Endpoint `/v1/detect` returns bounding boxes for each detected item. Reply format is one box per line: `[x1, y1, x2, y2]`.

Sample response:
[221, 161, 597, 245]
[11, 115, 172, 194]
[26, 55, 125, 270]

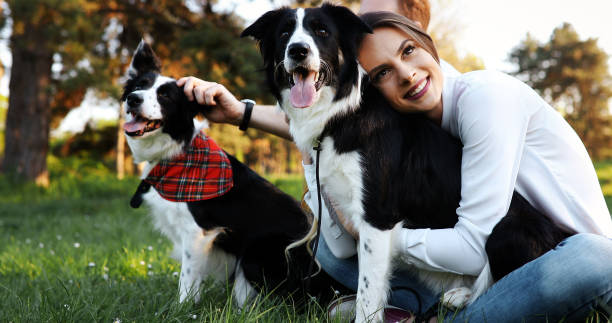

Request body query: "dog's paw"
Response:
[442, 287, 472, 308]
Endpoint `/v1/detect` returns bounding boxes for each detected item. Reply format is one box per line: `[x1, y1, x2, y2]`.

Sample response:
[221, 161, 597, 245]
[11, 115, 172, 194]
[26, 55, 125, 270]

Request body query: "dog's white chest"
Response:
[316, 137, 365, 228]
[142, 189, 202, 258]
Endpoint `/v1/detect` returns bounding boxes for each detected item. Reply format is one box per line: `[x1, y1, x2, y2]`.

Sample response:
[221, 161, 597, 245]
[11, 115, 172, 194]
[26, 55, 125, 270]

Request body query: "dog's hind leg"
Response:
[355, 225, 395, 323]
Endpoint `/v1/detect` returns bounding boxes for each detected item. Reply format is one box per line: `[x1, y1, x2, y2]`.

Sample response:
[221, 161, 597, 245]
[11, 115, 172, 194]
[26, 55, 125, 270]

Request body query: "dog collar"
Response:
[144, 132, 233, 202]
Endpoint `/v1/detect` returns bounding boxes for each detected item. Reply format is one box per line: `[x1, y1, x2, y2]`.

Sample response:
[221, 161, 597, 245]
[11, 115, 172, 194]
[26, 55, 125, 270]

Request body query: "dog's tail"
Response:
[284, 214, 322, 278]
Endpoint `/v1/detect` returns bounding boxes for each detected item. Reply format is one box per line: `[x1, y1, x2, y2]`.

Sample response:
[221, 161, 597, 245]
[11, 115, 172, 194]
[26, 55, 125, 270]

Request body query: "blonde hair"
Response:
[359, 11, 440, 64]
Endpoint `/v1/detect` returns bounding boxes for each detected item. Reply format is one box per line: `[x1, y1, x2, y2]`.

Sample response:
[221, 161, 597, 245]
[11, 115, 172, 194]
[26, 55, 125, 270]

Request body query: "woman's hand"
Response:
[177, 76, 245, 125]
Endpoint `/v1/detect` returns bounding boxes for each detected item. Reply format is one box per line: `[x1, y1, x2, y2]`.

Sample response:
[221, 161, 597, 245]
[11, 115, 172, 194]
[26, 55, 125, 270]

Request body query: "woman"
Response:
[351, 11, 612, 321]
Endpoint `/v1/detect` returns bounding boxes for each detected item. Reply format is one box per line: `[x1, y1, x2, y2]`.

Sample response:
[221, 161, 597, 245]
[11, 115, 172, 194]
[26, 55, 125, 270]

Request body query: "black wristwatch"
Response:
[239, 99, 255, 131]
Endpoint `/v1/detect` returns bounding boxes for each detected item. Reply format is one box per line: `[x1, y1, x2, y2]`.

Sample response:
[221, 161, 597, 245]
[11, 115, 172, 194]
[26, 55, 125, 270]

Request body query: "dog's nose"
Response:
[126, 93, 143, 109]
[288, 43, 310, 61]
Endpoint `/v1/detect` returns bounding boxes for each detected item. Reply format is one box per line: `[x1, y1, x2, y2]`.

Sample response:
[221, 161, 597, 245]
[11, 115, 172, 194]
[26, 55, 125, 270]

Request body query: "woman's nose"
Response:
[398, 66, 416, 85]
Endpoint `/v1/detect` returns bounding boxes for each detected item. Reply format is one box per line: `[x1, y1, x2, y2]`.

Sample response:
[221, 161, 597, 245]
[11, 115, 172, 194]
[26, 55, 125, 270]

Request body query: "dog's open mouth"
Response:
[288, 66, 325, 108]
[123, 114, 163, 137]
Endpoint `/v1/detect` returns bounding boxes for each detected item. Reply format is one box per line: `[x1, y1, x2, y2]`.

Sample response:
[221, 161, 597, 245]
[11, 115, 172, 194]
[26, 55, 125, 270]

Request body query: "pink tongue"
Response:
[123, 120, 147, 133]
[290, 72, 317, 108]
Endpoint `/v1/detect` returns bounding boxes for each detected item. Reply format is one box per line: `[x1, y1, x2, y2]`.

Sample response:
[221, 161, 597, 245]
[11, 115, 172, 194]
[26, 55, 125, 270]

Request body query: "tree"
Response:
[1, 0, 275, 184]
[2, 0, 106, 185]
[509, 23, 612, 159]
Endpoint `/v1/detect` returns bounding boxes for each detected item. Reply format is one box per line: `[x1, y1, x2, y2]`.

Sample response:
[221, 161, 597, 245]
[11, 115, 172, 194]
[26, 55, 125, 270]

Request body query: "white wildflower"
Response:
[73, 242, 80, 248]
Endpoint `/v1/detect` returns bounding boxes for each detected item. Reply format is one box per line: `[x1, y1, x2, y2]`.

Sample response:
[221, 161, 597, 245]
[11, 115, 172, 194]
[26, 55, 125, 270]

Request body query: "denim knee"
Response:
[539, 233, 612, 313]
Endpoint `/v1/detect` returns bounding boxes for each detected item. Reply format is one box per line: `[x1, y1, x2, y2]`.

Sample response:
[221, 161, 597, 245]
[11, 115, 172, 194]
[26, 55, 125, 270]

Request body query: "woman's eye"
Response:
[402, 45, 415, 57]
[373, 69, 390, 83]
[315, 28, 328, 37]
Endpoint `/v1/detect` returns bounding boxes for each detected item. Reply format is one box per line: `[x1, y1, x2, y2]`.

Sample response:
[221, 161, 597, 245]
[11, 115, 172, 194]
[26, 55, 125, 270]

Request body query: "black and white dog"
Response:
[242, 4, 575, 321]
[122, 40, 344, 306]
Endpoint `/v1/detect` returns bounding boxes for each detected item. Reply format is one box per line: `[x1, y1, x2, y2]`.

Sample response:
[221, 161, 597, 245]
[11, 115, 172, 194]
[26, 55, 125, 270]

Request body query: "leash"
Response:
[305, 135, 324, 293]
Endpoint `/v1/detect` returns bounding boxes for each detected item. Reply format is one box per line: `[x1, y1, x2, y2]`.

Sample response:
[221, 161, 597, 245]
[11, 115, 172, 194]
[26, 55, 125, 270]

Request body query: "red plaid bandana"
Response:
[144, 132, 233, 202]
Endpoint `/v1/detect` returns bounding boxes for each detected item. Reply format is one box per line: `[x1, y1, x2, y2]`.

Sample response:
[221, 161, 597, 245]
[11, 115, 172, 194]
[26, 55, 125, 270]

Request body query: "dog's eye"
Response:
[157, 92, 168, 99]
[315, 28, 328, 37]
[280, 31, 289, 40]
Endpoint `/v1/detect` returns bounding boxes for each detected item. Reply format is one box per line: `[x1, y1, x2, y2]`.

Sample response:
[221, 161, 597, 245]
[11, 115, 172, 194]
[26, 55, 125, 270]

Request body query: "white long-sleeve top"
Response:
[307, 69, 612, 276]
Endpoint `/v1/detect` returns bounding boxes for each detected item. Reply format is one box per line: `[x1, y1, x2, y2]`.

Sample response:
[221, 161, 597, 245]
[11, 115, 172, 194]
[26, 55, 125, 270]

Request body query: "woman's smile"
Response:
[405, 76, 430, 100]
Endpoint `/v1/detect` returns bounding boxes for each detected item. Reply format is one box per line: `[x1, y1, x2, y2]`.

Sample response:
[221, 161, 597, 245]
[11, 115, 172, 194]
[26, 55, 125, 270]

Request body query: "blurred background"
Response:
[0, 0, 610, 194]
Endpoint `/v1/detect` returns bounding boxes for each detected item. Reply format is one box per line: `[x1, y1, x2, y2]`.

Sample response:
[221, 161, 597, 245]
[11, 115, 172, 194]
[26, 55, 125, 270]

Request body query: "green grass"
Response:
[0, 157, 327, 322]
[0, 157, 611, 322]
[595, 160, 612, 209]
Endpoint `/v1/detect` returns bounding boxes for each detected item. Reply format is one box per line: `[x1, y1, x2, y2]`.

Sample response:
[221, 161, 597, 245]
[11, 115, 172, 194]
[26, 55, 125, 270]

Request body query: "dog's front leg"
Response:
[178, 231, 208, 303]
[355, 225, 394, 323]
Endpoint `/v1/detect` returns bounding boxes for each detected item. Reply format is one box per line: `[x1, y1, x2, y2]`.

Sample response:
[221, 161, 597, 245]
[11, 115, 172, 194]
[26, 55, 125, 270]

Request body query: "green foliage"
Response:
[509, 23, 612, 160]
[265, 174, 305, 201]
[595, 160, 612, 209]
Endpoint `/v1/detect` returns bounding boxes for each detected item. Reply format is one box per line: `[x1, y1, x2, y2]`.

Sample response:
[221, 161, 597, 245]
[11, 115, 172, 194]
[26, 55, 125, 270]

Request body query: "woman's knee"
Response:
[540, 233, 612, 296]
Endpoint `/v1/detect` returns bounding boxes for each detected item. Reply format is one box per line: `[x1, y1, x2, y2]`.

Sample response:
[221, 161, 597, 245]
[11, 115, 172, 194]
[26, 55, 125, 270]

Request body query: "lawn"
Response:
[0, 158, 327, 322]
[0, 157, 611, 322]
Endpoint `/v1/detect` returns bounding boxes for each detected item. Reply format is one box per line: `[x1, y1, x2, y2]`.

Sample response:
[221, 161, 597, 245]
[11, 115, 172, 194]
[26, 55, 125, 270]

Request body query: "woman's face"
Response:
[358, 27, 443, 121]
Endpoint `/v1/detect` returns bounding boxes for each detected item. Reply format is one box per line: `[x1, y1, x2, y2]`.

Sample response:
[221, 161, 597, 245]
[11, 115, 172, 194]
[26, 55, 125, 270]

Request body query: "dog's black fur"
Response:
[124, 42, 346, 305]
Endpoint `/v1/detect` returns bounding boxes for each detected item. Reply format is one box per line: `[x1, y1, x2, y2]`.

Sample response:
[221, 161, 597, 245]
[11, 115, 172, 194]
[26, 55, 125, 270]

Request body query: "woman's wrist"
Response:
[227, 101, 246, 126]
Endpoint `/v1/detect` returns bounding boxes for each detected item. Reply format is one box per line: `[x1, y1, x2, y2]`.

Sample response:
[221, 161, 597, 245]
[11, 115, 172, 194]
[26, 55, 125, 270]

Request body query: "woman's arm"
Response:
[177, 76, 292, 140]
[395, 72, 533, 275]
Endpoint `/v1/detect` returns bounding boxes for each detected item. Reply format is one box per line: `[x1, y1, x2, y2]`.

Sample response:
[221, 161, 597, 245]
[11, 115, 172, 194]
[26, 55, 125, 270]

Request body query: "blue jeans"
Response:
[316, 233, 612, 322]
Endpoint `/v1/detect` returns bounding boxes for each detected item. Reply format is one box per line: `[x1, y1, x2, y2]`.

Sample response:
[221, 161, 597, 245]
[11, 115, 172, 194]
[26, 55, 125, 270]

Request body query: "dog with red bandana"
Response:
[123, 40, 344, 306]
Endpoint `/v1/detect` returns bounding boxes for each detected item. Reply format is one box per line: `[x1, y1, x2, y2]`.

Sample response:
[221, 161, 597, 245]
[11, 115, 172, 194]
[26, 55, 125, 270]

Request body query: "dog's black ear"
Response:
[127, 39, 162, 78]
[321, 5, 372, 102]
[241, 8, 288, 41]
[177, 84, 212, 117]
[322, 4, 372, 36]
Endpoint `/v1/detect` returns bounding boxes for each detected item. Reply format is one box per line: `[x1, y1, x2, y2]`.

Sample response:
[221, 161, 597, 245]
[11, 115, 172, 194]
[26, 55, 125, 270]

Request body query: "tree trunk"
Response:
[116, 106, 125, 180]
[2, 29, 53, 186]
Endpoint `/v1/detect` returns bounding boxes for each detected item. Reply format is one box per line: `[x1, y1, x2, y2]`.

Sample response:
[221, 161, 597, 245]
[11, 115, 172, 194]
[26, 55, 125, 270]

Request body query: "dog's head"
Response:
[241, 4, 371, 110]
[122, 40, 202, 161]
